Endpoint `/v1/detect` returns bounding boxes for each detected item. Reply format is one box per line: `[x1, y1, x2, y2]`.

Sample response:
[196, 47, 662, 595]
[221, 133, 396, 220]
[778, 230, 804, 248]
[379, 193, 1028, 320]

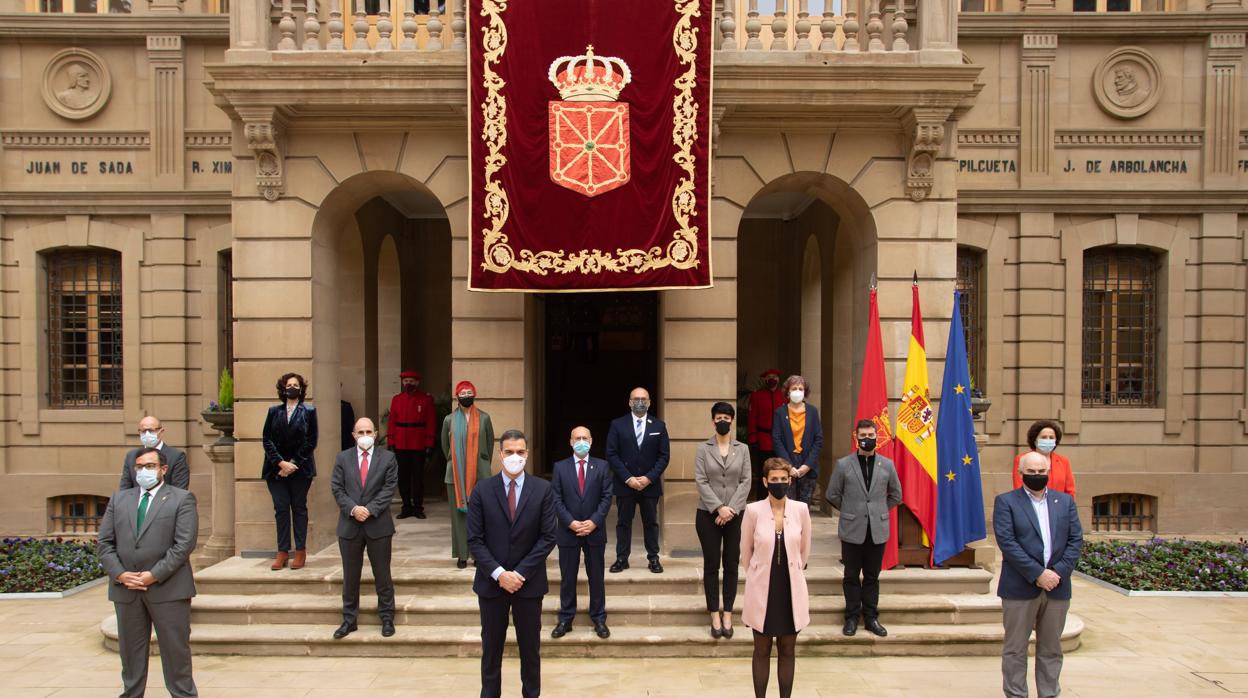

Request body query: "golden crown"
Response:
[548, 45, 632, 102]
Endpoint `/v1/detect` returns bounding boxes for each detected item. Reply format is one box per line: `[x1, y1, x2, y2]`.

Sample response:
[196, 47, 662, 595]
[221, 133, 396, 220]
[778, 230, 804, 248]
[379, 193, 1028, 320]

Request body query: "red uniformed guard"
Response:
[747, 368, 785, 500]
[387, 370, 436, 519]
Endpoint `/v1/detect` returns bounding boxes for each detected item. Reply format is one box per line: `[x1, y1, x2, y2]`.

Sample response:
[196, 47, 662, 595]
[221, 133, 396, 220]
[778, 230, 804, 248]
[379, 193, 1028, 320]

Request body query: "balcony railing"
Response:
[20, 0, 227, 12]
[719, 0, 916, 52]
[265, 0, 462, 51]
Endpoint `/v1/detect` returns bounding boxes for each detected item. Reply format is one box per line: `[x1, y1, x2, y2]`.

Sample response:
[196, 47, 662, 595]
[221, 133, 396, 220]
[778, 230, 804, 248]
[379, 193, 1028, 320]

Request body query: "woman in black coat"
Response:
[262, 372, 318, 570]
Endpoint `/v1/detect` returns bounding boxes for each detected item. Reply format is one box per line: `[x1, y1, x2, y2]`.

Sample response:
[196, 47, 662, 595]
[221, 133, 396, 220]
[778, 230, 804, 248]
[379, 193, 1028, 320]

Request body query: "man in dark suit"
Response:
[550, 425, 612, 639]
[329, 417, 399, 639]
[606, 386, 670, 573]
[97, 446, 199, 698]
[119, 415, 189, 491]
[467, 429, 557, 698]
[826, 419, 902, 638]
[994, 451, 1083, 698]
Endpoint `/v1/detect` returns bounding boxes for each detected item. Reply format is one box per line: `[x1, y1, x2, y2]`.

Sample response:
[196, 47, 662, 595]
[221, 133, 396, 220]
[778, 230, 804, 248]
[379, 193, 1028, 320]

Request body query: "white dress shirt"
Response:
[491, 472, 526, 581]
[1028, 488, 1052, 566]
[138, 481, 163, 512]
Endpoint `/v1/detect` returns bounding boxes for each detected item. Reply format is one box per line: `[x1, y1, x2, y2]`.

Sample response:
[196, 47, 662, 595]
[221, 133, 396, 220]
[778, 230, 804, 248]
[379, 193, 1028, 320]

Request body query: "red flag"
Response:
[853, 286, 900, 570]
[894, 277, 939, 563]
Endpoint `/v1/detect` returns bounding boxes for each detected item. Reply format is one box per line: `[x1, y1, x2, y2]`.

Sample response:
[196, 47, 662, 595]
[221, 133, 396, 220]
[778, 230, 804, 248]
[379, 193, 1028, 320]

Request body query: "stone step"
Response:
[190, 592, 1003, 627]
[193, 557, 995, 597]
[100, 615, 1082, 658]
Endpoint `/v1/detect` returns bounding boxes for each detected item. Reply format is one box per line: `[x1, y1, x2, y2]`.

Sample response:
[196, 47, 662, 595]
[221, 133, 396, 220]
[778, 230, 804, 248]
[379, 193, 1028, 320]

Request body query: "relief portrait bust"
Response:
[43, 49, 112, 121]
[1093, 47, 1162, 120]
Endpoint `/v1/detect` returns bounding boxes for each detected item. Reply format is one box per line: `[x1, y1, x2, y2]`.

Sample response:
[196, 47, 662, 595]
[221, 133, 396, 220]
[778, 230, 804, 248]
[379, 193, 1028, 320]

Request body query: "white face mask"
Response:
[789, 389, 805, 404]
[502, 454, 526, 475]
[356, 435, 375, 451]
[140, 430, 160, 448]
[135, 468, 160, 490]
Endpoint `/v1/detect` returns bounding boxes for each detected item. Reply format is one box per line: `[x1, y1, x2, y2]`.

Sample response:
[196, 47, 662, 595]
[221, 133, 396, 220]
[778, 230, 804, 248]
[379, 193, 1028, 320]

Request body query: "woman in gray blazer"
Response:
[694, 401, 753, 639]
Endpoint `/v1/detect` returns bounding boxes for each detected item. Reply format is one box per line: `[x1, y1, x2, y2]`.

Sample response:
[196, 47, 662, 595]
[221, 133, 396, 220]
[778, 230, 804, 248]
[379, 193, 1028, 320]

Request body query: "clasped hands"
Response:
[625, 476, 651, 491]
[567, 520, 598, 537]
[498, 570, 526, 594]
[1035, 569, 1061, 592]
[277, 460, 299, 477]
[714, 506, 736, 526]
[351, 505, 371, 522]
[118, 571, 157, 591]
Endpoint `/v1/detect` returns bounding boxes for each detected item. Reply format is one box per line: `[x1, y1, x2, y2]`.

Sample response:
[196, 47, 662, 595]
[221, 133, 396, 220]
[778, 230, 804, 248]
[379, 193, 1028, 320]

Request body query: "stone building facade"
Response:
[0, 0, 1244, 557]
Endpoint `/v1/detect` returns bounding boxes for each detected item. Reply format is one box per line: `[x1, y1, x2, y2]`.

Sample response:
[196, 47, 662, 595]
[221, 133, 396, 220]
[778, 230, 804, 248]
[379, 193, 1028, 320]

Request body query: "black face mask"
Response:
[767, 482, 789, 500]
[714, 421, 732, 436]
[403, 384, 417, 394]
[1022, 473, 1049, 492]
[284, 386, 301, 400]
[458, 396, 475, 409]
[857, 436, 877, 453]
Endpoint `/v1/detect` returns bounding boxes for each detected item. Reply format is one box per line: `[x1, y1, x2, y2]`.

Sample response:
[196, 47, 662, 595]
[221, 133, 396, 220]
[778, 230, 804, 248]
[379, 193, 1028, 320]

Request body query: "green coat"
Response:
[441, 408, 495, 486]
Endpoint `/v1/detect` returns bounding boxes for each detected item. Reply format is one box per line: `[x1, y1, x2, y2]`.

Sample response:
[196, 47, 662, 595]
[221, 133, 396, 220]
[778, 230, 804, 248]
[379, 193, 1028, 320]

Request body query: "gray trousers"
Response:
[1001, 594, 1069, 698]
[114, 596, 197, 698]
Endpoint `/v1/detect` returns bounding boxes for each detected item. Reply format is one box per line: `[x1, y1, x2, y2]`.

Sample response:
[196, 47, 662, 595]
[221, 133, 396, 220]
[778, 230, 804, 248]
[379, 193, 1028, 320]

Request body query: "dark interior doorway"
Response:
[540, 292, 659, 476]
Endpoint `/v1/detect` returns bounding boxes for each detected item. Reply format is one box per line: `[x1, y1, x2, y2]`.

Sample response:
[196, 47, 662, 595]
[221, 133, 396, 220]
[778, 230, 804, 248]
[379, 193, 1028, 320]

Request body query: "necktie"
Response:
[137, 491, 151, 531]
[507, 478, 517, 522]
[577, 459, 586, 495]
[359, 450, 370, 486]
[635, 418, 644, 447]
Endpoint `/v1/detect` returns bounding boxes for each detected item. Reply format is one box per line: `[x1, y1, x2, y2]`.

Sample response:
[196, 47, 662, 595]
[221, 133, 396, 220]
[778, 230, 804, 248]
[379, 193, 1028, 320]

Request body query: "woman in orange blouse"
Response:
[1012, 419, 1076, 498]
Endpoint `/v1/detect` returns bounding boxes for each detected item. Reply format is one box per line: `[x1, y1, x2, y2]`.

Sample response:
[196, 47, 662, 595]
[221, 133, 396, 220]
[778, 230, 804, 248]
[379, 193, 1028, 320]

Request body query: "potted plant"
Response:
[201, 368, 235, 443]
[969, 374, 992, 419]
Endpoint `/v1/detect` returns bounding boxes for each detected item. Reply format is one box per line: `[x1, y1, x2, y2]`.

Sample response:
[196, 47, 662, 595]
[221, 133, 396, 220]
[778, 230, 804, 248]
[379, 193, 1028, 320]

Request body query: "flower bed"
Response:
[1077, 538, 1248, 592]
[0, 537, 105, 594]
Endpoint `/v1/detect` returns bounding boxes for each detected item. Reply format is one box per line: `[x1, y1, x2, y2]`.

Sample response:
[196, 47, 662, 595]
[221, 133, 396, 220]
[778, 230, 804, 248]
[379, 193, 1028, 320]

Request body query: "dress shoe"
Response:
[456, 558, 468, 569]
[551, 621, 572, 639]
[594, 621, 611, 639]
[842, 617, 858, 636]
[720, 612, 734, 639]
[709, 623, 722, 639]
[333, 621, 357, 639]
[290, 549, 307, 570]
[381, 619, 396, 637]
[609, 559, 629, 573]
[648, 559, 664, 574]
[270, 552, 289, 570]
[396, 510, 414, 519]
[414, 510, 427, 519]
[864, 618, 888, 637]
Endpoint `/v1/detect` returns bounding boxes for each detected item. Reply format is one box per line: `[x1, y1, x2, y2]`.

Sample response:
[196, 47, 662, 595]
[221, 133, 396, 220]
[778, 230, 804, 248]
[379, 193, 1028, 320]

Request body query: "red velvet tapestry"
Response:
[468, 0, 713, 292]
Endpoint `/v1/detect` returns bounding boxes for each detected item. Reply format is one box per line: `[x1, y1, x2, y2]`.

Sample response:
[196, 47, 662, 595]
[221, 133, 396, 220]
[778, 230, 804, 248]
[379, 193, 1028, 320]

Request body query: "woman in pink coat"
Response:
[740, 457, 812, 698]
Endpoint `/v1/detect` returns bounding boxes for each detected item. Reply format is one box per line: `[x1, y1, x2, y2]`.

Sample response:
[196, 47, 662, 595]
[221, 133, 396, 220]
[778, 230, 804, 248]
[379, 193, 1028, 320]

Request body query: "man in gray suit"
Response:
[330, 417, 399, 639]
[119, 415, 189, 490]
[97, 446, 199, 698]
[826, 419, 902, 638]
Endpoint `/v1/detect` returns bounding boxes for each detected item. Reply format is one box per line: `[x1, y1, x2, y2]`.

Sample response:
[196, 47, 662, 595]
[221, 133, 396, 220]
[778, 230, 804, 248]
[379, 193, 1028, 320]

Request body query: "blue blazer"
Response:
[605, 413, 670, 498]
[992, 487, 1084, 601]
[550, 455, 613, 547]
[261, 402, 318, 480]
[771, 403, 824, 479]
[466, 474, 558, 599]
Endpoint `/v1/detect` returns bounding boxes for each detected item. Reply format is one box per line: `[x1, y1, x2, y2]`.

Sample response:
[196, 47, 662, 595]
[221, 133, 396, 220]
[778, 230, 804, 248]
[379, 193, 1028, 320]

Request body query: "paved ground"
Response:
[3, 568, 1246, 697]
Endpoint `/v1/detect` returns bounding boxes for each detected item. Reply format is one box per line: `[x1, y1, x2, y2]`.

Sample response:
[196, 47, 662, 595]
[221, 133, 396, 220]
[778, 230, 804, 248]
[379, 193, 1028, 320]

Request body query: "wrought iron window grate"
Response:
[46, 250, 122, 408]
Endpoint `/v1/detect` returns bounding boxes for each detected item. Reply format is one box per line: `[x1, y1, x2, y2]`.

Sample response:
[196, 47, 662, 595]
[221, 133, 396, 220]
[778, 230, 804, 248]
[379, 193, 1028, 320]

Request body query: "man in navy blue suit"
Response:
[606, 387, 671, 573]
[993, 451, 1084, 698]
[550, 425, 613, 639]
[466, 429, 557, 698]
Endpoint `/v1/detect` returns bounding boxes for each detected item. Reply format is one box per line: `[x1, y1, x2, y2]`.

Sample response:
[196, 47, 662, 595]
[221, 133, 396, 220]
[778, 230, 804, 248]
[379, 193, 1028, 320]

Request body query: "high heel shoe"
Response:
[710, 613, 723, 639]
[720, 611, 734, 639]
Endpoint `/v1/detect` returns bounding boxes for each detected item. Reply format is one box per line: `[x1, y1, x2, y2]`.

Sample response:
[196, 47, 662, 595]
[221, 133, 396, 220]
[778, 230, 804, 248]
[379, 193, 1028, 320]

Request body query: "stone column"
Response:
[1202, 33, 1244, 187]
[1020, 34, 1057, 187]
[194, 440, 237, 568]
[147, 36, 186, 189]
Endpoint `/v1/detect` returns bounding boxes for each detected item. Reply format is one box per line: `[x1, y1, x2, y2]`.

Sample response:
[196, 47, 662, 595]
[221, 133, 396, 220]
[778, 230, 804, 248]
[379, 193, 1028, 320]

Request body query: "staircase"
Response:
[100, 504, 1082, 658]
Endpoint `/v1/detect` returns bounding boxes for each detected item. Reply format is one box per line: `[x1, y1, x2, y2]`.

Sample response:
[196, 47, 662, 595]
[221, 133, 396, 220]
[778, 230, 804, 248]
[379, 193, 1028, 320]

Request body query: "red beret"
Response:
[455, 380, 477, 396]
[400, 370, 421, 379]
[761, 368, 781, 378]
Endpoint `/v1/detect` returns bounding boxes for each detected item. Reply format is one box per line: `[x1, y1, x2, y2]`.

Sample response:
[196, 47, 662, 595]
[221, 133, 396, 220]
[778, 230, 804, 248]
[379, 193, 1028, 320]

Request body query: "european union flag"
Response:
[934, 290, 987, 566]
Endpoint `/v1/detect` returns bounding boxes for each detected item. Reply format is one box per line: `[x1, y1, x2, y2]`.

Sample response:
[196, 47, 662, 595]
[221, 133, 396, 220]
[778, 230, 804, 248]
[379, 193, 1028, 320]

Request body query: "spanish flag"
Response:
[894, 273, 938, 556]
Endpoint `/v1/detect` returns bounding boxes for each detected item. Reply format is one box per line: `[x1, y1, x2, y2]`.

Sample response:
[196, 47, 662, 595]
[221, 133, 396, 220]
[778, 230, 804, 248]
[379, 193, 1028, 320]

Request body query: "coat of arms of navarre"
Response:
[547, 45, 632, 197]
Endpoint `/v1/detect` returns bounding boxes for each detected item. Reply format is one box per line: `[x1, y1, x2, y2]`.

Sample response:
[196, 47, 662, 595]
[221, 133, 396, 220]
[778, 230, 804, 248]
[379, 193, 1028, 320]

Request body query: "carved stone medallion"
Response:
[1093, 47, 1162, 120]
[42, 48, 112, 121]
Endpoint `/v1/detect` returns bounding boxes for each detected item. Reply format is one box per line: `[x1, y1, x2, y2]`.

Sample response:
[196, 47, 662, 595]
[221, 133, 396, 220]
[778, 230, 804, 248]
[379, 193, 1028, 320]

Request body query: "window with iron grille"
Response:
[48, 494, 110, 534]
[1091, 493, 1156, 533]
[218, 250, 234, 377]
[1082, 247, 1158, 407]
[956, 246, 986, 392]
[45, 249, 123, 408]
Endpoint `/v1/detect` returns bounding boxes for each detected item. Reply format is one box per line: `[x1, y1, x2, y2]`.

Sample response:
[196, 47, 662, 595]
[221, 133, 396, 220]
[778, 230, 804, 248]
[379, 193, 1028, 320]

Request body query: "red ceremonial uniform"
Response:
[748, 387, 785, 451]
[388, 389, 435, 450]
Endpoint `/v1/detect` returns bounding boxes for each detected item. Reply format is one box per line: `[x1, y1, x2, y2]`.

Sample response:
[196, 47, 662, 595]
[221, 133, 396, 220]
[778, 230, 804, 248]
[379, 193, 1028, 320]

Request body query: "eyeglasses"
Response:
[134, 464, 162, 472]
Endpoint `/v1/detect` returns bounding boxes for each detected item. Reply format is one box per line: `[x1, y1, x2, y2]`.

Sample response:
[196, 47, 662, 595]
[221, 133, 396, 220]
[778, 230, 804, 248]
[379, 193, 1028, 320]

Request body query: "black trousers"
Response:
[267, 476, 312, 552]
[338, 534, 396, 624]
[615, 493, 660, 562]
[479, 594, 542, 698]
[695, 508, 742, 612]
[749, 446, 774, 500]
[395, 448, 427, 513]
[558, 541, 606, 624]
[842, 522, 886, 621]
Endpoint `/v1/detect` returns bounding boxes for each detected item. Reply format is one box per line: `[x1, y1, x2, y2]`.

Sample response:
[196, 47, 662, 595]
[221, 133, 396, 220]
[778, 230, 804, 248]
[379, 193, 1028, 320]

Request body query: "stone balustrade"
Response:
[720, 0, 912, 53]
[258, 0, 464, 51]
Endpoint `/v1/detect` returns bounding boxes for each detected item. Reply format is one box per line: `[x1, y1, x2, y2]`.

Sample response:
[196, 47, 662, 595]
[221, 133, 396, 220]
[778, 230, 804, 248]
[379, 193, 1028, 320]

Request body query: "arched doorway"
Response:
[735, 172, 878, 500]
